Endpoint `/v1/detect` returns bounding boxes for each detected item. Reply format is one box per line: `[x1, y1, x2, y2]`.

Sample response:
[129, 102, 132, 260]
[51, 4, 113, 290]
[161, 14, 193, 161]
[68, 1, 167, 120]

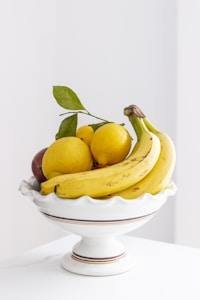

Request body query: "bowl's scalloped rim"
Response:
[19, 176, 177, 220]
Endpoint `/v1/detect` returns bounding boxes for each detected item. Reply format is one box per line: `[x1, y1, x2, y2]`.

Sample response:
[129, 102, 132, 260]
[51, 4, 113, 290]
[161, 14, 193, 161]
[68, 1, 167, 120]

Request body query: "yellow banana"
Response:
[40, 105, 161, 198]
[104, 117, 176, 199]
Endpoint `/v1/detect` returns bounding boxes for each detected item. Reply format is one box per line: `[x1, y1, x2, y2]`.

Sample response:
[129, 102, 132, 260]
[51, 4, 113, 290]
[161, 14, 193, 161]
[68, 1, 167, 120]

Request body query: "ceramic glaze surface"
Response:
[19, 177, 176, 276]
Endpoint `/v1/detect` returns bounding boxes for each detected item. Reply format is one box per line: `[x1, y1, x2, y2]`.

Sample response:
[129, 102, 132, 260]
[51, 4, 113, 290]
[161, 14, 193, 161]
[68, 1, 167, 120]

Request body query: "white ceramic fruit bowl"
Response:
[19, 177, 176, 276]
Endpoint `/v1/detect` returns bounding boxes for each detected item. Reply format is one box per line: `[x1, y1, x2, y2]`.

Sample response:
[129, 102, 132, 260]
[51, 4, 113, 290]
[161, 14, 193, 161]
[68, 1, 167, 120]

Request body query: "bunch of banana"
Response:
[40, 105, 162, 199]
[101, 111, 176, 199]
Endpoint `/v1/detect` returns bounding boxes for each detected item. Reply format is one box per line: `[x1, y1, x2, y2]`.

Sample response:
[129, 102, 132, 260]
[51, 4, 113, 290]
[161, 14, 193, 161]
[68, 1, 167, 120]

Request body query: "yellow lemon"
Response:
[42, 137, 93, 179]
[90, 123, 132, 167]
[76, 125, 94, 146]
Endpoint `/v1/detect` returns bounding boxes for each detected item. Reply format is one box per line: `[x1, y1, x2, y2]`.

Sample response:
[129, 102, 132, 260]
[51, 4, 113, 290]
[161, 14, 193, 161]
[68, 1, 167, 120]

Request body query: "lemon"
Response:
[90, 123, 132, 166]
[42, 137, 93, 179]
[76, 125, 94, 146]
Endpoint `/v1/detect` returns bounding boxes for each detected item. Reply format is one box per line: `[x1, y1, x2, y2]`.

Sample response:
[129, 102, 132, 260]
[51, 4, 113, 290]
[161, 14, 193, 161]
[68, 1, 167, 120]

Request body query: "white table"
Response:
[0, 234, 200, 300]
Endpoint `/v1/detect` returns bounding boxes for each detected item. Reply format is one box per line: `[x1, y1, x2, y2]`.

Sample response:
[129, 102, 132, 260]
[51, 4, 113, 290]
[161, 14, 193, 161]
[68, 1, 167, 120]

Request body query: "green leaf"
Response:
[55, 114, 78, 140]
[89, 121, 109, 131]
[89, 121, 125, 132]
[53, 86, 86, 110]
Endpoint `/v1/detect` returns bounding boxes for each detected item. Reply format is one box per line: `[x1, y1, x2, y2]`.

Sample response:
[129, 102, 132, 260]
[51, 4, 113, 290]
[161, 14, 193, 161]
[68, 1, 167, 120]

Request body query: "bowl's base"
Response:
[61, 252, 134, 276]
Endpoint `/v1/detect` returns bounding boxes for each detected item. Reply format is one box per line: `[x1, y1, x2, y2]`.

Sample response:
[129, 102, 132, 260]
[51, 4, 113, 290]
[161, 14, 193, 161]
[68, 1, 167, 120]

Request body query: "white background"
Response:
[0, 0, 198, 261]
[176, 0, 200, 247]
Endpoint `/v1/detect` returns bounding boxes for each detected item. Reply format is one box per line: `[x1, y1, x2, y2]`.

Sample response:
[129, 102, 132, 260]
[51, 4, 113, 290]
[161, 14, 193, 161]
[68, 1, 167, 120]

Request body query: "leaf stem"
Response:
[59, 110, 110, 123]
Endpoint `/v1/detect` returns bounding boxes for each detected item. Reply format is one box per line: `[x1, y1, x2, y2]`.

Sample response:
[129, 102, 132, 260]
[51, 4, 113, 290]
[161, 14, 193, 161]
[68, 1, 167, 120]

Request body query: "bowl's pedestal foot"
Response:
[61, 236, 134, 276]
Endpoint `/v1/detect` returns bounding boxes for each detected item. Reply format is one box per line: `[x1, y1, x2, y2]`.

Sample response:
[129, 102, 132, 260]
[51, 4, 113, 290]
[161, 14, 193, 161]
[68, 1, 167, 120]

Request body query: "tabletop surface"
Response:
[0, 234, 200, 300]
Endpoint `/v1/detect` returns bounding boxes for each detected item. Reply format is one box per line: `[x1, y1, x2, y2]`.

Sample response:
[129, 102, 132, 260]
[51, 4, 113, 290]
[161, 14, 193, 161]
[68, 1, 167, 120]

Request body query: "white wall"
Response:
[0, 0, 176, 261]
[175, 0, 200, 248]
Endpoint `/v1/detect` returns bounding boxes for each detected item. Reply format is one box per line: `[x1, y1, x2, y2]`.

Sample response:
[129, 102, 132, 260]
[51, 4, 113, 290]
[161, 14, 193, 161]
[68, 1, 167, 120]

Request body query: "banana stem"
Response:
[144, 118, 159, 134]
[124, 105, 148, 140]
[124, 105, 146, 119]
[128, 116, 147, 140]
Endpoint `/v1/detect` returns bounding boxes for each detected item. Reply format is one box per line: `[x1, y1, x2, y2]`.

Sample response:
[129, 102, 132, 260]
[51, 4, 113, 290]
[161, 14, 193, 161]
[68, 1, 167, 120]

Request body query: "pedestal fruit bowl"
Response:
[19, 177, 176, 276]
[20, 86, 177, 276]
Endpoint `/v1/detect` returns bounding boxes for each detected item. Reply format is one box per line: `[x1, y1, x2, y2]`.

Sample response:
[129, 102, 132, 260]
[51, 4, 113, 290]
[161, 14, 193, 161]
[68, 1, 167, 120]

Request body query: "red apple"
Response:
[31, 148, 48, 183]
